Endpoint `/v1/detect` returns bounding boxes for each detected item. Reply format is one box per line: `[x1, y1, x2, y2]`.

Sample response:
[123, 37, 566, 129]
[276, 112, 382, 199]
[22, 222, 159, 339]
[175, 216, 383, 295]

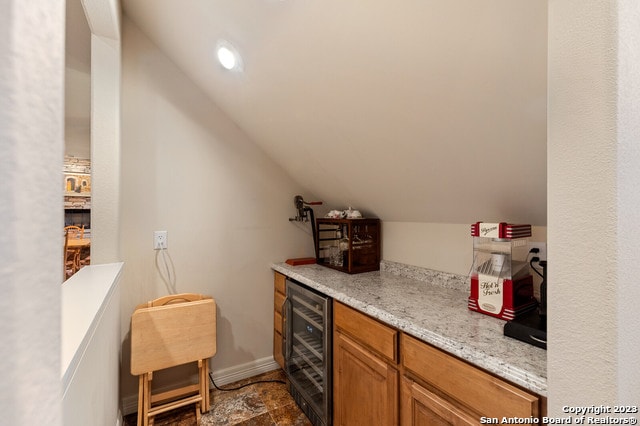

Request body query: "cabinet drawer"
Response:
[274, 272, 286, 294]
[274, 291, 285, 314]
[274, 310, 283, 335]
[334, 302, 397, 362]
[273, 330, 284, 369]
[401, 333, 539, 419]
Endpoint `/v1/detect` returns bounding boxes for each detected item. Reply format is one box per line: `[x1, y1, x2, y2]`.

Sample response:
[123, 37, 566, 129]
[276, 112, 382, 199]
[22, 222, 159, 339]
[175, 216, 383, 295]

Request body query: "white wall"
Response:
[65, 121, 92, 159]
[0, 1, 64, 424]
[87, 0, 122, 265]
[548, 0, 640, 411]
[616, 0, 640, 402]
[64, 0, 91, 160]
[383, 222, 547, 277]
[119, 17, 315, 405]
[65, 67, 91, 159]
[91, 33, 122, 264]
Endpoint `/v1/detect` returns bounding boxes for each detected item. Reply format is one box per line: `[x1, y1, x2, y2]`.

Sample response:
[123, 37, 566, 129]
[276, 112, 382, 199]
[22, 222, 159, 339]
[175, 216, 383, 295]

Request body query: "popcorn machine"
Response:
[468, 222, 537, 320]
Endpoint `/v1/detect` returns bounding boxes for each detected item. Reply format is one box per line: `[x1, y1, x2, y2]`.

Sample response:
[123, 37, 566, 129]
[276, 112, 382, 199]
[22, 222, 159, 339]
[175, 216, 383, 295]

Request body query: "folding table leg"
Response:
[143, 372, 152, 426]
[198, 359, 209, 413]
[137, 375, 144, 426]
[204, 359, 210, 411]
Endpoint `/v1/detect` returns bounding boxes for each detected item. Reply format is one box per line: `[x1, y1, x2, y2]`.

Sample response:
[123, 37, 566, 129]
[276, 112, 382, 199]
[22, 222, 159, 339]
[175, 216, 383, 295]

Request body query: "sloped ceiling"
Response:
[122, 0, 547, 225]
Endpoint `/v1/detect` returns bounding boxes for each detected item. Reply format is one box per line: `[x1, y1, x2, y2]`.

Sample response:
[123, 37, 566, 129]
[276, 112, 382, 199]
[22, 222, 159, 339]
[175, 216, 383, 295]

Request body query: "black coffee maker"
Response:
[504, 260, 547, 349]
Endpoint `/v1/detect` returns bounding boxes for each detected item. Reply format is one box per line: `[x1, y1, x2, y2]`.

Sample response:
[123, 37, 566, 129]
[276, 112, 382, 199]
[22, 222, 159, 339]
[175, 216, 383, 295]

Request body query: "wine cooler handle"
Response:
[282, 296, 292, 360]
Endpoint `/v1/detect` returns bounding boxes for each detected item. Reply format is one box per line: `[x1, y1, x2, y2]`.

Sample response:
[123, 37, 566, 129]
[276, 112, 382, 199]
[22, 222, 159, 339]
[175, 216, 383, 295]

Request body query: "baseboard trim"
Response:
[121, 356, 281, 416]
[209, 356, 281, 387]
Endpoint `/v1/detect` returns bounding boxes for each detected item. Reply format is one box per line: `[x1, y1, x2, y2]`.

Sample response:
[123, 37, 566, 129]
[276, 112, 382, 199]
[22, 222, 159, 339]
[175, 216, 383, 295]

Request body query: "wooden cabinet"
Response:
[333, 302, 399, 426]
[331, 303, 543, 426]
[273, 272, 286, 369]
[401, 333, 541, 423]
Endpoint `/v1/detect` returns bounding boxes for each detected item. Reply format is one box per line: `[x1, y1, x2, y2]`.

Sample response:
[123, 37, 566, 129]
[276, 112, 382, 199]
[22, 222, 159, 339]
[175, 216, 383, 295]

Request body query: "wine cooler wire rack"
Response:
[290, 349, 324, 396]
[293, 306, 323, 333]
[292, 333, 324, 377]
[292, 294, 324, 320]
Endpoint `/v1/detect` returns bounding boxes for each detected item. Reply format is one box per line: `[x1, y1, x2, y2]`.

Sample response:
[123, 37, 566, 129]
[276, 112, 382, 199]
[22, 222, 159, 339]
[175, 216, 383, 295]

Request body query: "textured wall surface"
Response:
[0, 1, 65, 424]
[548, 0, 640, 411]
[90, 34, 122, 265]
[616, 0, 640, 404]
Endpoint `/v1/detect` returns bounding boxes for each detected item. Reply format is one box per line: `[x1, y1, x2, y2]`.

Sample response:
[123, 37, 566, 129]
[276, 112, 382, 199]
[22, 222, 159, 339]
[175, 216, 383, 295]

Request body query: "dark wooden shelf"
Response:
[315, 218, 380, 274]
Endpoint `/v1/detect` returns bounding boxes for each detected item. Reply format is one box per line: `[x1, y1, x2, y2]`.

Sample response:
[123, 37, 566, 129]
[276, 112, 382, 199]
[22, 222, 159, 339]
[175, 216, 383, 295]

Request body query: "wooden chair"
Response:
[63, 229, 79, 280]
[64, 225, 84, 239]
[78, 243, 91, 268]
[64, 226, 85, 275]
[131, 294, 217, 426]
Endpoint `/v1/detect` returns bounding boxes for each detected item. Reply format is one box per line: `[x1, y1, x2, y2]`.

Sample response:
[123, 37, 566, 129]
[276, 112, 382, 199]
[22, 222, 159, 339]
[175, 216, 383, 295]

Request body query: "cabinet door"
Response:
[334, 331, 398, 426]
[401, 377, 477, 426]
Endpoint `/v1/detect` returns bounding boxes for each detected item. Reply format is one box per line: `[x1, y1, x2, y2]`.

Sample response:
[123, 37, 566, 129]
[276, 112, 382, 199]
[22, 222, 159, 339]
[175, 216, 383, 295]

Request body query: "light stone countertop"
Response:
[271, 260, 547, 397]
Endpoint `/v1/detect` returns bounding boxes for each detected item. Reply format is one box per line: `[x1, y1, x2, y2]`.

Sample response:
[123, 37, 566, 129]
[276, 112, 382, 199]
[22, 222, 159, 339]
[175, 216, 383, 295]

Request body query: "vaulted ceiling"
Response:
[122, 0, 548, 225]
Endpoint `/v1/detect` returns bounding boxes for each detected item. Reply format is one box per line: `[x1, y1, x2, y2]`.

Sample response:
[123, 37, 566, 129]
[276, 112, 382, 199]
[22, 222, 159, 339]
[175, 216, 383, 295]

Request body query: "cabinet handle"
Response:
[283, 296, 292, 360]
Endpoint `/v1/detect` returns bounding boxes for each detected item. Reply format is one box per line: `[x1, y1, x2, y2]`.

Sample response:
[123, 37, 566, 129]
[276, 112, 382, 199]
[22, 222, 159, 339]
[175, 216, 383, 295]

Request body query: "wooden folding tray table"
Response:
[131, 294, 216, 426]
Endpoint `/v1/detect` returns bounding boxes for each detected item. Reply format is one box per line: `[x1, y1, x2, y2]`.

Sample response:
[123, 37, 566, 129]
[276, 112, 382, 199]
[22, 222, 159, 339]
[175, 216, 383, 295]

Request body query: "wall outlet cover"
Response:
[154, 231, 167, 250]
[528, 241, 546, 261]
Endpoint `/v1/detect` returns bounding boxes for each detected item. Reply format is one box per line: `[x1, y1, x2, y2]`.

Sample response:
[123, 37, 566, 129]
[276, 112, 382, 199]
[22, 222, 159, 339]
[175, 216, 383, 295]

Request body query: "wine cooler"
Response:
[283, 278, 332, 426]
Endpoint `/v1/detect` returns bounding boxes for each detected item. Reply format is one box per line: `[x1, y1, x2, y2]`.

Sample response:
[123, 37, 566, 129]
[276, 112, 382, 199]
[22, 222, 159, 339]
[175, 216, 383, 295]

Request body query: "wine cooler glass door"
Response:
[285, 279, 332, 425]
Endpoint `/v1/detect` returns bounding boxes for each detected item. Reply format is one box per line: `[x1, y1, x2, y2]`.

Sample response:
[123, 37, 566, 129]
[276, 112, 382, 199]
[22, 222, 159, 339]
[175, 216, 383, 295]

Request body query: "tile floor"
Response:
[123, 369, 312, 426]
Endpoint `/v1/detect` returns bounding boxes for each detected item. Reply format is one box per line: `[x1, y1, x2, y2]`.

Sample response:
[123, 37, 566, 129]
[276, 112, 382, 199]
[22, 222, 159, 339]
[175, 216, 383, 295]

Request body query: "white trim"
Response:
[210, 356, 281, 387]
[121, 356, 281, 416]
[62, 263, 123, 425]
[61, 263, 124, 392]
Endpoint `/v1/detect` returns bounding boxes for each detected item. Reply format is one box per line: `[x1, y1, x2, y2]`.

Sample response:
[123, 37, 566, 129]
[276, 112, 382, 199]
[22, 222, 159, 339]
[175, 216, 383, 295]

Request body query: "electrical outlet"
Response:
[528, 241, 547, 261]
[154, 231, 168, 250]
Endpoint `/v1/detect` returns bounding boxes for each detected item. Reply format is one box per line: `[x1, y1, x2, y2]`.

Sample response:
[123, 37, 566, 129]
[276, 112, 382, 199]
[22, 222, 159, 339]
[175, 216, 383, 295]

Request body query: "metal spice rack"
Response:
[315, 218, 380, 274]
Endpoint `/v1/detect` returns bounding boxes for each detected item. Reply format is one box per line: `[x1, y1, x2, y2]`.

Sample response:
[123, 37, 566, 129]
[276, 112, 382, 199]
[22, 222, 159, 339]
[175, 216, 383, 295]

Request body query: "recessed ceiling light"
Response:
[216, 40, 243, 71]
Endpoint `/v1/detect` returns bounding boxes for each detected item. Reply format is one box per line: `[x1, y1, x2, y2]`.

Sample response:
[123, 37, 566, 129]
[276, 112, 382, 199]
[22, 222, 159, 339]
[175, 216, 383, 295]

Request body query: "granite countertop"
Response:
[271, 260, 547, 397]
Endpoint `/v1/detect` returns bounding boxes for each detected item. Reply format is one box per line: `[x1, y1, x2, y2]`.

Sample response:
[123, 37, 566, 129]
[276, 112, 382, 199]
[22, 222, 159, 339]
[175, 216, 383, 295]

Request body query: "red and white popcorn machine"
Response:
[468, 222, 537, 320]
